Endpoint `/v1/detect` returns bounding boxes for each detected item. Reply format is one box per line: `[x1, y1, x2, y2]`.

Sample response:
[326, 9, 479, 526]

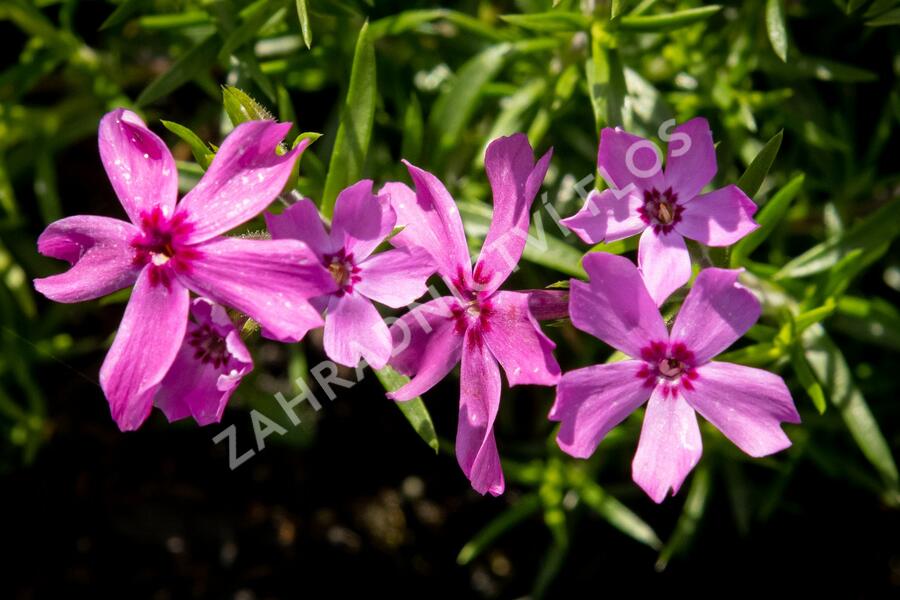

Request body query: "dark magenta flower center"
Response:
[131, 206, 198, 287]
[637, 341, 699, 397]
[188, 322, 230, 368]
[638, 187, 683, 235]
[448, 264, 497, 336]
[451, 297, 494, 336]
[324, 248, 361, 296]
[658, 357, 686, 378]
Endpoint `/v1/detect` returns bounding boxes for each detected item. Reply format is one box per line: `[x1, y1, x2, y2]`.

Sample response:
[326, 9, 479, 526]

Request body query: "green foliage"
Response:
[374, 366, 439, 453]
[321, 20, 376, 217]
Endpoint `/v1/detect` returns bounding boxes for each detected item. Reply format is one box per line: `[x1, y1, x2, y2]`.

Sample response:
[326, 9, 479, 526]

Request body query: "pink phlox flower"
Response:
[265, 180, 436, 369]
[549, 253, 800, 503]
[154, 297, 253, 426]
[384, 133, 560, 496]
[34, 109, 335, 430]
[562, 118, 759, 306]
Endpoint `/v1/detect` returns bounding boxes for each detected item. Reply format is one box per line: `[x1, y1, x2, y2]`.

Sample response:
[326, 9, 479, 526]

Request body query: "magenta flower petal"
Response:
[482, 291, 560, 386]
[99, 268, 190, 431]
[178, 236, 335, 342]
[330, 180, 396, 261]
[637, 228, 691, 307]
[597, 127, 665, 193]
[323, 292, 392, 369]
[474, 134, 552, 292]
[154, 298, 253, 426]
[632, 387, 703, 504]
[387, 167, 471, 285]
[570, 253, 668, 357]
[34, 215, 141, 303]
[98, 109, 178, 224]
[675, 184, 759, 246]
[670, 268, 760, 364]
[550, 360, 652, 458]
[561, 189, 646, 245]
[457, 330, 504, 496]
[177, 121, 307, 244]
[663, 117, 717, 201]
[355, 247, 435, 308]
[265, 198, 335, 257]
[686, 361, 800, 456]
[388, 297, 463, 401]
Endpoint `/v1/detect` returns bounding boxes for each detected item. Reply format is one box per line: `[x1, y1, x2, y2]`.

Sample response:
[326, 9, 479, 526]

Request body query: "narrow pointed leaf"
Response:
[587, 23, 627, 130]
[427, 43, 511, 165]
[736, 129, 783, 197]
[322, 21, 376, 217]
[803, 325, 900, 497]
[656, 464, 710, 571]
[219, 0, 286, 60]
[776, 198, 900, 279]
[791, 346, 826, 414]
[834, 296, 900, 352]
[296, 0, 312, 48]
[100, 0, 147, 30]
[375, 366, 438, 453]
[579, 480, 661, 549]
[500, 12, 590, 32]
[766, 0, 789, 61]
[161, 120, 215, 169]
[457, 494, 541, 565]
[731, 171, 802, 266]
[222, 85, 276, 126]
[867, 7, 900, 25]
[136, 34, 219, 107]
[618, 5, 721, 32]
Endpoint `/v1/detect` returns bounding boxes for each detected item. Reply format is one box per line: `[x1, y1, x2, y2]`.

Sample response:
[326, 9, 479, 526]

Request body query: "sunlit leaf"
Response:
[369, 9, 511, 41]
[100, 0, 147, 30]
[766, 0, 789, 62]
[222, 85, 275, 126]
[500, 12, 590, 32]
[732, 172, 803, 267]
[160, 119, 215, 169]
[220, 0, 287, 61]
[374, 366, 439, 453]
[736, 129, 784, 198]
[322, 21, 376, 217]
[833, 296, 900, 352]
[137, 11, 212, 29]
[428, 43, 511, 165]
[579, 480, 661, 549]
[618, 5, 722, 32]
[587, 23, 626, 130]
[776, 198, 900, 279]
[296, 0, 312, 48]
[790, 347, 826, 414]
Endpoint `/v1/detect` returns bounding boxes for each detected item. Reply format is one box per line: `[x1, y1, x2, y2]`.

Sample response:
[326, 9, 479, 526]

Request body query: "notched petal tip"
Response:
[99, 108, 179, 224]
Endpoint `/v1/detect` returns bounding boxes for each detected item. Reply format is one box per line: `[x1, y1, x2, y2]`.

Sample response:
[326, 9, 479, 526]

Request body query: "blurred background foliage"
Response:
[1, 0, 899, 597]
